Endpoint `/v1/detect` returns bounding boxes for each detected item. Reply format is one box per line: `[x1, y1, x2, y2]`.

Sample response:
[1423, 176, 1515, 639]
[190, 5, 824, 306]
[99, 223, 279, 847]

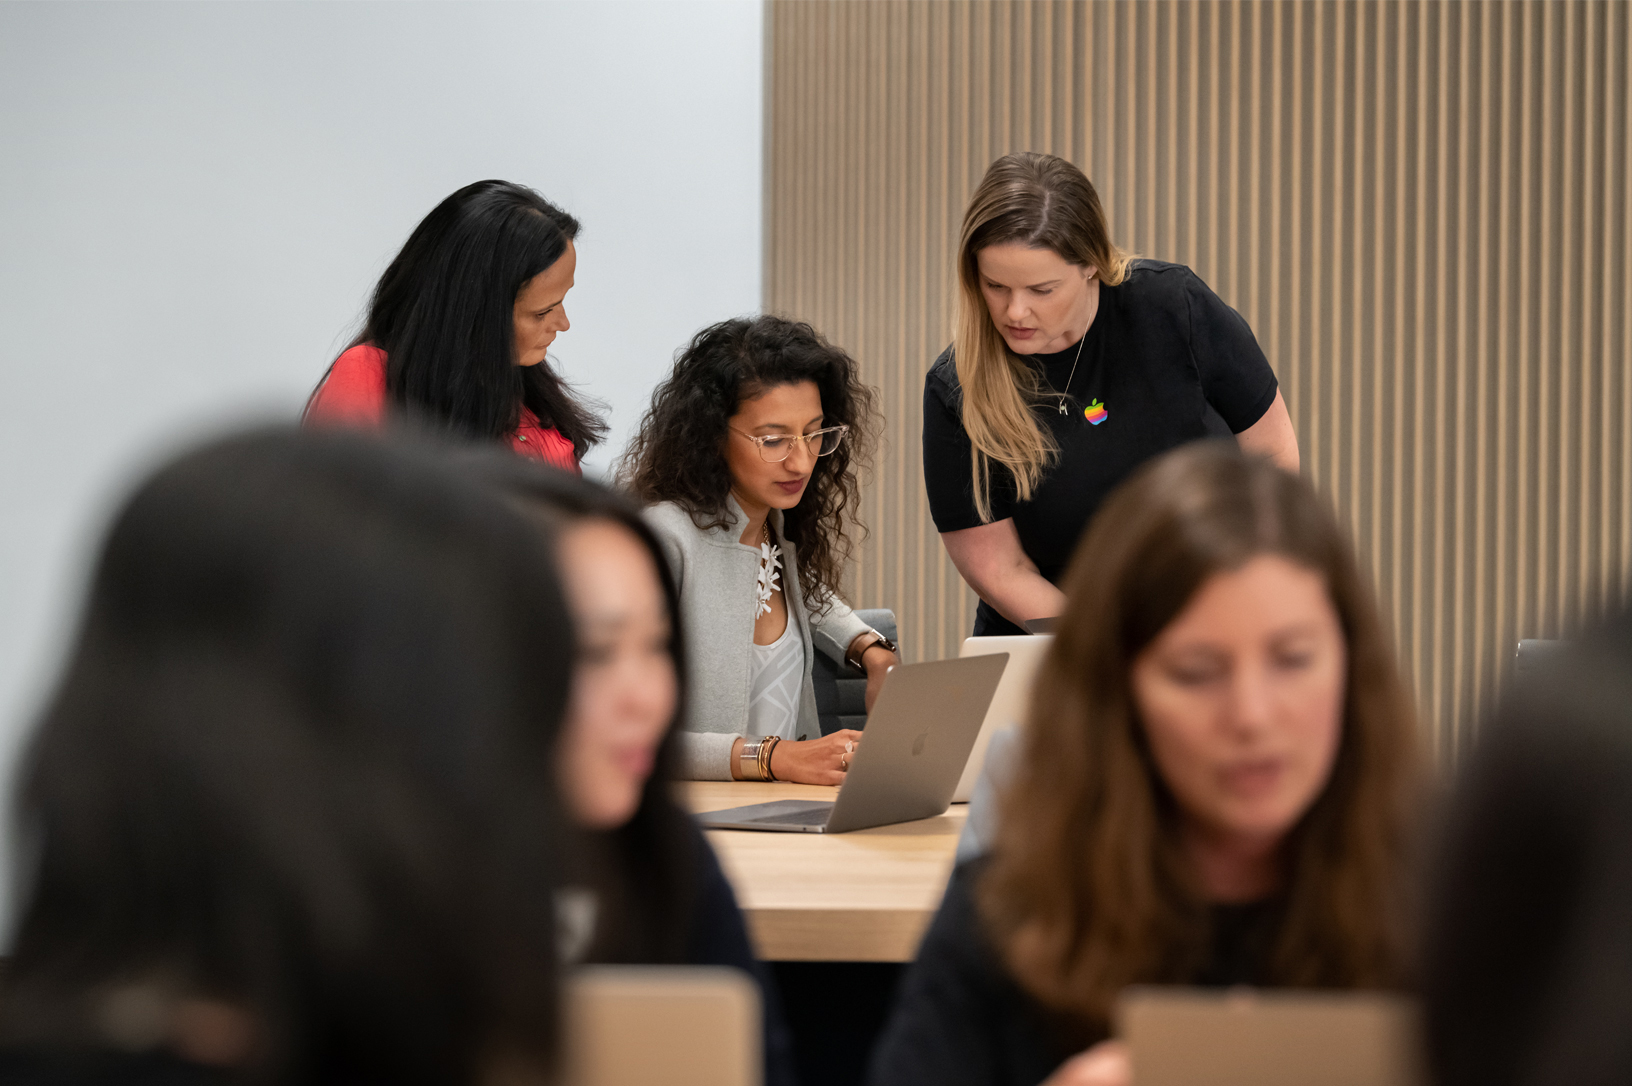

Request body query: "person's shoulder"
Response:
[1109, 260, 1230, 339]
[330, 343, 388, 382]
[307, 344, 388, 423]
[934, 857, 994, 937]
[335, 342, 387, 366]
[688, 821, 737, 906]
[1113, 258, 1207, 304]
[925, 345, 963, 405]
[642, 501, 731, 552]
[641, 500, 700, 539]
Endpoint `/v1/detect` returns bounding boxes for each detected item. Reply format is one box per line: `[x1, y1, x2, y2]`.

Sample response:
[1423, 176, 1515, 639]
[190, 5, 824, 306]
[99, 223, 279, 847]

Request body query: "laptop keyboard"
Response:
[745, 805, 832, 826]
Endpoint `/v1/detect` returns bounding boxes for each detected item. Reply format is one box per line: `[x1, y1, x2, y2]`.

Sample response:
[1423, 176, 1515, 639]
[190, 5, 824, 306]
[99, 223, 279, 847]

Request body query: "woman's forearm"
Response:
[675, 730, 740, 781]
[940, 519, 1067, 627]
[967, 567, 1068, 628]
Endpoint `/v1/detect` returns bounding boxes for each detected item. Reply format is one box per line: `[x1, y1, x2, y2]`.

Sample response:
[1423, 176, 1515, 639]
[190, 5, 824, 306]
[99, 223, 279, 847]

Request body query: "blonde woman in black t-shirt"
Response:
[924, 152, 1301, 636]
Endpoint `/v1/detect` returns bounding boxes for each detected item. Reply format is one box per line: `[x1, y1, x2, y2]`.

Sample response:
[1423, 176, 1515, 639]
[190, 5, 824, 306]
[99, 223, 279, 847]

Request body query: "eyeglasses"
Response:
[730, 424, 850, 463]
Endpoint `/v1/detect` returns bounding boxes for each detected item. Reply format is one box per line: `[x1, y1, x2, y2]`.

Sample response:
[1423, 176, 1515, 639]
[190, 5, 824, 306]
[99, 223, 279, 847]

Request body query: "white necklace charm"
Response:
[755, 537, 782, 618]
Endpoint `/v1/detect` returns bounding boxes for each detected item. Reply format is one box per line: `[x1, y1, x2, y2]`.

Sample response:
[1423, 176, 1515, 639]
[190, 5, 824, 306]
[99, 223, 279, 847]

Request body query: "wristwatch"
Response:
[845, 631, 899, 671]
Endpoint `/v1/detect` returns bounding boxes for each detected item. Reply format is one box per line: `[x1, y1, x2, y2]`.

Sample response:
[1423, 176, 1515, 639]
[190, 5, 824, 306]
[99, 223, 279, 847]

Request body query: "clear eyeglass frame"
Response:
[730, 424, 850, 463]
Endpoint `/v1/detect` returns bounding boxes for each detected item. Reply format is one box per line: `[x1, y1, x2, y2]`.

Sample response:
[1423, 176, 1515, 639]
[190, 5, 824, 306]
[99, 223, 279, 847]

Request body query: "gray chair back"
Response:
[812, 608, 898, 736]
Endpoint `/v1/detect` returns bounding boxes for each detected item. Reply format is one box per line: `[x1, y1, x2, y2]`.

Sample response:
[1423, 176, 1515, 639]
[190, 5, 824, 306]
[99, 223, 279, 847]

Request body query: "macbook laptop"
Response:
[698, 654, 1007, 833]
[952, 635, 1053, 802]
[565, 965, 760, 1086]
[1116, 987, 1425, 1086]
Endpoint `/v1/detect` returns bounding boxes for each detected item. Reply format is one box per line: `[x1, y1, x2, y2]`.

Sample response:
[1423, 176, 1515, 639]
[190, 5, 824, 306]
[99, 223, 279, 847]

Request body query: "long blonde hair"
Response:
[955, 153, 1133, 521]
[979, 444, 1423, 1030]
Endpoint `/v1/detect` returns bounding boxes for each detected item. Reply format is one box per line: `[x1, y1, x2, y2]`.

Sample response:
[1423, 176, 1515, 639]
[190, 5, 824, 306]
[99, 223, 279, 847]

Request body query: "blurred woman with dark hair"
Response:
[620, 315, 895, 785]
[305, 180, 606, 469]
[870, 442, 1423, 1086]
[1422, 611, 1632, 1086]
[474, 460, 795, 1086]
[0, 428, 570, 1086]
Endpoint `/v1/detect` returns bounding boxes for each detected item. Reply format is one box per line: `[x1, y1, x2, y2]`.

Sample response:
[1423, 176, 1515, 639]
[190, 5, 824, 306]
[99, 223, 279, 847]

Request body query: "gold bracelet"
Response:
[738, 738, 766, 781]
[759, 736, 780, 782]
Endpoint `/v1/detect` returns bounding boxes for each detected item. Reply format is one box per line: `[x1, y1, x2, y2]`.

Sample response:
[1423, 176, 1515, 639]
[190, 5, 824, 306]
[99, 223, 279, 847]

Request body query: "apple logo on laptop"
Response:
[912, 731, 929, 756]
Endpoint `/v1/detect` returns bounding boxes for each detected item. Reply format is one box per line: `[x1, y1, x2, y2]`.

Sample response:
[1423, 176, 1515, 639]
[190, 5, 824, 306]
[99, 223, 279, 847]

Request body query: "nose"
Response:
[552, 306, 570, 334]
[1223, 662, 1274, 737]
[787, 435, 819, 471]
[619, 659, 677, 730]
[1005, 294, 1030, 324]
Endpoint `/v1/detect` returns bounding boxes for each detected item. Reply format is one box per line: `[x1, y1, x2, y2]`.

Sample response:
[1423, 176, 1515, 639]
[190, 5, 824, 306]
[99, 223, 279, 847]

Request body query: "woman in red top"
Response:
[306, 180, 605, 471]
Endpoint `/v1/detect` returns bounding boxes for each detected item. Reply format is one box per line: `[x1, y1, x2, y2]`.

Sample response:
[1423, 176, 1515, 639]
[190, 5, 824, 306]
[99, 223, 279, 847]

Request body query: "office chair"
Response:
[812, 608, 897, 736]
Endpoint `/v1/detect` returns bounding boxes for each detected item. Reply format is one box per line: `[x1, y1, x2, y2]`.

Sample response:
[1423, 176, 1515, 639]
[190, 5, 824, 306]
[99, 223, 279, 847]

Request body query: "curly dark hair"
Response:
[620, 316, 878, 611]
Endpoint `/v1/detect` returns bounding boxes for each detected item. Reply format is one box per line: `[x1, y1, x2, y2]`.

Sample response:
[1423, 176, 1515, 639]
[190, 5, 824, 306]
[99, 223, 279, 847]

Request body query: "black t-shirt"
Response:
[866, 859, 1285, 1086]
[0, 1050, 229, 1086]
[922, 260, 1278, 634]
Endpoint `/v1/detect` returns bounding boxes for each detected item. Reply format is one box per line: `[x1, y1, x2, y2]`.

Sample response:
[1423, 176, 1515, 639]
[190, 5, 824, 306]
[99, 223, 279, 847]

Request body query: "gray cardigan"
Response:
[644, 497, 876, 779]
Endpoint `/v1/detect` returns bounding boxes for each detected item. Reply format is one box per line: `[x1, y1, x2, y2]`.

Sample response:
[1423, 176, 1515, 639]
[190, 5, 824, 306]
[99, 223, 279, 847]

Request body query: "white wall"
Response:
[0, 0, 763, 916]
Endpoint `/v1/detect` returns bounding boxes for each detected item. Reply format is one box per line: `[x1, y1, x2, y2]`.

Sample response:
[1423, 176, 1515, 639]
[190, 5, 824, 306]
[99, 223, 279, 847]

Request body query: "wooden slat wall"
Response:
[765, 0, 1632, 754]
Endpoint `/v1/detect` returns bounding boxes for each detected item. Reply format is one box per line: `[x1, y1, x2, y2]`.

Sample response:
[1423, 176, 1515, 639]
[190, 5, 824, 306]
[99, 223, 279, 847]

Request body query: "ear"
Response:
[1081, 264, 1099, 283]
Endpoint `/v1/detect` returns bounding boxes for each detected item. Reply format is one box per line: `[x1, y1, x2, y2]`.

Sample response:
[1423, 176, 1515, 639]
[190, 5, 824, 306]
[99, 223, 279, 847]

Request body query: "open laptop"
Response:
[1116, 987, 1425, 1086]
[698, 654, 1007, 833]
[952, 635, 1053, 802]
[565, 965, 760, 1086]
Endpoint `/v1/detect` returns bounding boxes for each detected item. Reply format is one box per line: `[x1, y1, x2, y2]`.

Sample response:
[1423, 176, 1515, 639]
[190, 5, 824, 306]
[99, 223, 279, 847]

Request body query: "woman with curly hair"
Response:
[621, 316, 895, 785]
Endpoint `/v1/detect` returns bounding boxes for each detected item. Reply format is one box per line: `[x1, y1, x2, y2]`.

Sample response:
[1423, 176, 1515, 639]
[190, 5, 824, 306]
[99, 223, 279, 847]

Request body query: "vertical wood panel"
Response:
[764, 0, 1632, 750]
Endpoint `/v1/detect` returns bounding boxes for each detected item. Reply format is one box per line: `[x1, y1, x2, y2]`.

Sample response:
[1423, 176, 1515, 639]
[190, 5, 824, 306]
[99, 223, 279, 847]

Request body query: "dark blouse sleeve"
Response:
[923, 361, 1017, 532]
[684, 832, 798, 1086]
[1183, 272, 1280, 433]
[867, 863, 1073, 1086]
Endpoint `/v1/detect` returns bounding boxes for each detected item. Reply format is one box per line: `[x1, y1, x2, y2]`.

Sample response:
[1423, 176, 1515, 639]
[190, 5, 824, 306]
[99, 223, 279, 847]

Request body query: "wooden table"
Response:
[680, 781, 965, 963]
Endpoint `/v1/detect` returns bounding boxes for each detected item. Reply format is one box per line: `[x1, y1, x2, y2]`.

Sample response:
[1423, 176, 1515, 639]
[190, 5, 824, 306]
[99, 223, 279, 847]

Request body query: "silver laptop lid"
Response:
[952, 636, 1052, 802]
[825, 653, 1007, 833]
[1117, 987, 1424, 1086]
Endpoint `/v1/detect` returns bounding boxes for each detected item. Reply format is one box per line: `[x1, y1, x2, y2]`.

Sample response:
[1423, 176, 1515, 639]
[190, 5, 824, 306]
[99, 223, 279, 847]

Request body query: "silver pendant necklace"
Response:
[1044, 328, 1089, 415]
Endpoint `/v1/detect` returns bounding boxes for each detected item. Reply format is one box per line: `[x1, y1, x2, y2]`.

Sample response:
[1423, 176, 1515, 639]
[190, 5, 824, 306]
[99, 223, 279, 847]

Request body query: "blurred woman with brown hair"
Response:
[924, 152, 1299, 636]
[870, 442, 1422, 1086]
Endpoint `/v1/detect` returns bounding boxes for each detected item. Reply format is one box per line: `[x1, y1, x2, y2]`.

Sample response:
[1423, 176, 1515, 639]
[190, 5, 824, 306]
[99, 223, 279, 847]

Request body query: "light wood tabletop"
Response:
[679, 780, 966, 963]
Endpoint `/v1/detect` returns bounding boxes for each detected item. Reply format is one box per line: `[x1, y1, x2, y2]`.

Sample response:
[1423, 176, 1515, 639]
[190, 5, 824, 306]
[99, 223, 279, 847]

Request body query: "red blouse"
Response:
[305, 345, 579, 473]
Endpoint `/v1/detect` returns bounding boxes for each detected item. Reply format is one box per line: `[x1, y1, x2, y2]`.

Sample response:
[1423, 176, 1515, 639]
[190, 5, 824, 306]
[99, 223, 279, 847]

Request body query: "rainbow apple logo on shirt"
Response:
[1084, 398, 1108, 426]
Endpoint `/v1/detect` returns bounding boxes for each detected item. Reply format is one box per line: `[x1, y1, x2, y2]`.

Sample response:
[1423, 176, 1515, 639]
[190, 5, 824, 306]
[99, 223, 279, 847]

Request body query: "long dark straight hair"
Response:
[464, 456, 698, 964]
[0, 428, 572, 1085]
[319, 180, 606, 459]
